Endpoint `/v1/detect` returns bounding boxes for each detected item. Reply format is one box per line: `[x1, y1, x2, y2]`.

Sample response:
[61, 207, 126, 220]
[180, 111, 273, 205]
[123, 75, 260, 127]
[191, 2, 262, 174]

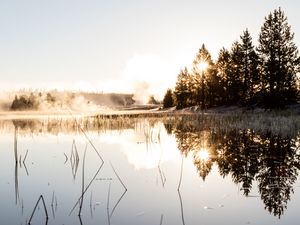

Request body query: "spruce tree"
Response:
[229, 41, 244, 104]
[216, 47, 231, 105]
[239, 29, 259, 105]
[257, 8, 300, 107]
[192, 44, 215, 108]
[174, 67, 192, 109]
[163, 89, 174, 108]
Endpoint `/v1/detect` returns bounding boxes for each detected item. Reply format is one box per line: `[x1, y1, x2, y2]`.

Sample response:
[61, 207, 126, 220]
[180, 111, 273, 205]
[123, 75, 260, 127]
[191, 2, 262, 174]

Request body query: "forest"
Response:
[163, 8, 300, 109]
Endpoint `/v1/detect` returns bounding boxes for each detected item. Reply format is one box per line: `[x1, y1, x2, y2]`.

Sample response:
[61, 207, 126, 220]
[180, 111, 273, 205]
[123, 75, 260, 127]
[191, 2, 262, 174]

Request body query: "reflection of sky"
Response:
[100, 123, 180, 170]
[0, 123, 300, 225]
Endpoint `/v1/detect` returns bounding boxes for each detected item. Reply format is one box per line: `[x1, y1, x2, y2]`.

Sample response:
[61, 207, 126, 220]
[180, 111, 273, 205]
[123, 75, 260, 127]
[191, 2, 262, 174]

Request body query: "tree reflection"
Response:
[169, 119, 300, 218]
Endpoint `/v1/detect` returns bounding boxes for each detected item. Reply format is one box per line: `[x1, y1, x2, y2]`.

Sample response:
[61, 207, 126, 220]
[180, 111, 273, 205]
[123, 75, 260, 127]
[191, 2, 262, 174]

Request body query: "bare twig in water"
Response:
[15, 163, 20, 205]
[51, 191, 56, 219]
[178, 190, 186, 225]
[158, 165, 166, 187]
[160, 214, 164, 225]
[64, 153, 68, 164]
[177, 155, 184, 191]
[80, 125, 104, 163]
[109, 161, 128, 218]
[69, 158, 104, 215]
[177, 155, 185, 225]
[78, 215, 83, 225]
[67, 109, 105, 215]
[51, 191, 55, 206]
[68, 109, 104, 164]
[107, 182, 111, 225]
[23, 149, 28, 164]
[70, 140, 80, 180]
[109, 161, 127, 191]
[14, 126, 18, 164]
[19, 155, 22, 167]
[110, 188, 127, 219]
[22, 150, 29, 176]
[78, 144, 87, 216]
[28, 195, 48, 224]
[89, 191, 93, 207]
[90, 191, 93, 218]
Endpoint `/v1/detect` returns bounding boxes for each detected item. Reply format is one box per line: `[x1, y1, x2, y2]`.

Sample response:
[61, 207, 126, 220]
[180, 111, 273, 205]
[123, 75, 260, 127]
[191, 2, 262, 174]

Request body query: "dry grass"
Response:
[0, 108, 299, 137]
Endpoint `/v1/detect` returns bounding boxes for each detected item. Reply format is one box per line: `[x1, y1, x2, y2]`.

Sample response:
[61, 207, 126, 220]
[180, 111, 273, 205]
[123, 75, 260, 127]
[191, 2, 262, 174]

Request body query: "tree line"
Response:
[163, 8, 300, 109]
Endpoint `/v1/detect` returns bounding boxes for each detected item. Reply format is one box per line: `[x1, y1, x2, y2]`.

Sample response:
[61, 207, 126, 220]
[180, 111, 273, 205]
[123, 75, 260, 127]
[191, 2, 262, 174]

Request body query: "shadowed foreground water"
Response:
[0, 116, 300, 225]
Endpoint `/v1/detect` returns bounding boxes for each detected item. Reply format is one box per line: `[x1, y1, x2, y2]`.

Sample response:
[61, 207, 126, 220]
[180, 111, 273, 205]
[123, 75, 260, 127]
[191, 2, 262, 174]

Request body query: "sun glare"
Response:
[197, 61, 208, 72]
[196, 148, 210, 161]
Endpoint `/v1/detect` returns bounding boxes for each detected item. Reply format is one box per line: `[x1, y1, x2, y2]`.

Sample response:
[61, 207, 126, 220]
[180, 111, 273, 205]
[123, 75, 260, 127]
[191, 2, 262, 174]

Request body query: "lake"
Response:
[0, 115, 300, 225]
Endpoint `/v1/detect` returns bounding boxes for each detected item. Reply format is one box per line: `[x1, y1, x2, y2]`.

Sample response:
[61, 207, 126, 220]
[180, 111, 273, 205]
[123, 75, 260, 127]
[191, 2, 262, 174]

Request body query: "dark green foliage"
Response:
[162, 89, 174, 108]
[170, 8, 299, 110]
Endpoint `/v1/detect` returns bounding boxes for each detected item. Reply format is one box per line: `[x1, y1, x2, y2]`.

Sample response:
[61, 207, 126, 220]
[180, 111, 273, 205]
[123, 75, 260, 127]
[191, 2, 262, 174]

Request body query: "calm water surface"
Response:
[0, 116, 300, 225]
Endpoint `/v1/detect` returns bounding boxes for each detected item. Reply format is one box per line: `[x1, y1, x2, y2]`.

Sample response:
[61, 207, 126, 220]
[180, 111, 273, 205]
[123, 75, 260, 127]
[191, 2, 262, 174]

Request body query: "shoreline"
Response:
[1, 104, 300, 120]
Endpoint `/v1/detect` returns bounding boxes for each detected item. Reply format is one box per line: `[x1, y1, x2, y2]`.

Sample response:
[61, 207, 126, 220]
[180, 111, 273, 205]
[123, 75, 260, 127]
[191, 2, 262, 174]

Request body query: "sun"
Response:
[197, 61, 208, 72]
[196, 148, 210, 161]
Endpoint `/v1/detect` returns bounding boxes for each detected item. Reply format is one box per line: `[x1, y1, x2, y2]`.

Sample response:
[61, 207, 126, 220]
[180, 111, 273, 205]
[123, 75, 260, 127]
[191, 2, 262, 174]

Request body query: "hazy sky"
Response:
[1, 0, 300, 97]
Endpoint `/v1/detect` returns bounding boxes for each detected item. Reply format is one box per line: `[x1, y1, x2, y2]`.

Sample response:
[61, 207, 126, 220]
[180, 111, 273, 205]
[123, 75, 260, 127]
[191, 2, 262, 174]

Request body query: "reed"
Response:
[78, 144, 87, 216]
[107, 182, 111, 225]
[177, 155, 184, 191]
[109, 162, 128, 218]
[28, 195, 48, 224]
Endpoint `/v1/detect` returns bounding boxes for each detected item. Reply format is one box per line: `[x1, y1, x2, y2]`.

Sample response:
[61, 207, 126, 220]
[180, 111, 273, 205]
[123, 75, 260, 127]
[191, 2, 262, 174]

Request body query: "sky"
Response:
[1, 0, 300, 99]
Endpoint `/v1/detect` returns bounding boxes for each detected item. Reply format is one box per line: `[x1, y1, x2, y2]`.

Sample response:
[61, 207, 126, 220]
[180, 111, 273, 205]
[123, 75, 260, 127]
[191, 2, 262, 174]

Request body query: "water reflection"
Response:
[1, 115, 300, 224]
[169, 118, 300, 218]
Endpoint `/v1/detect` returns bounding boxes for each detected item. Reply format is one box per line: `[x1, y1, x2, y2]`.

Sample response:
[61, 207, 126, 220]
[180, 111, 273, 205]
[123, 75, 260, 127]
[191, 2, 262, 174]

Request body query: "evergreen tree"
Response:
[216, 47, 231, 105]
[229, 41, 244, 104]
[239, 29, 260, 105]
[174, 67, 192, 109]
[192, 44, 215, 108]
[206, 66, 222, 107]
[163, 88, 174, 108]
[257, 8, 300, 107]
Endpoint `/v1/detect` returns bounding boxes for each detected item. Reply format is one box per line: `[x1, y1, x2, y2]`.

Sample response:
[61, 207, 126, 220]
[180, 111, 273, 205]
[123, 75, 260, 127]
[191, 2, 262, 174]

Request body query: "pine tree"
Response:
[257, 8, 300, 107]
[192, 44, 215, 109]
[239, 29, 260, 105]
[163, 89, 174, 108]
[174, 67, 192, 109]
[216, 47, 231, 105]
[229, 41, 244, 104]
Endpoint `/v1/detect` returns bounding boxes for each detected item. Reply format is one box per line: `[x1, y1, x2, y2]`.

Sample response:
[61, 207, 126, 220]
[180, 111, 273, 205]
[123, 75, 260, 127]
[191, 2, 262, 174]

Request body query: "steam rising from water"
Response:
[120, 53, 177, 103]
[0, 53, 179, 106]
[0, 90, 115, 115]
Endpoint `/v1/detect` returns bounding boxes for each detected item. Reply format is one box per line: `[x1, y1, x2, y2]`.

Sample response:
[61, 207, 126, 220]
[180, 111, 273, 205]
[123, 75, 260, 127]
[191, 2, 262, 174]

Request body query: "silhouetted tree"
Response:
[228, 41, 244, 104]
[192, 44, 217, 108]
[163, 88, 174, 108]
[216, 48, 231, 104]
[239, 29, 260, 105]
[174, 67, 193, 109]
[257, 8, 300, 108]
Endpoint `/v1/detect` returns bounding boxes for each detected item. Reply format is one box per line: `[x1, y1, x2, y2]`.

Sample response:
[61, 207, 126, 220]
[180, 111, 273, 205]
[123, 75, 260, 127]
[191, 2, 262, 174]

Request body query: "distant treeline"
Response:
[163, 8, 300, 109]
[10, 91, 135, 111]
